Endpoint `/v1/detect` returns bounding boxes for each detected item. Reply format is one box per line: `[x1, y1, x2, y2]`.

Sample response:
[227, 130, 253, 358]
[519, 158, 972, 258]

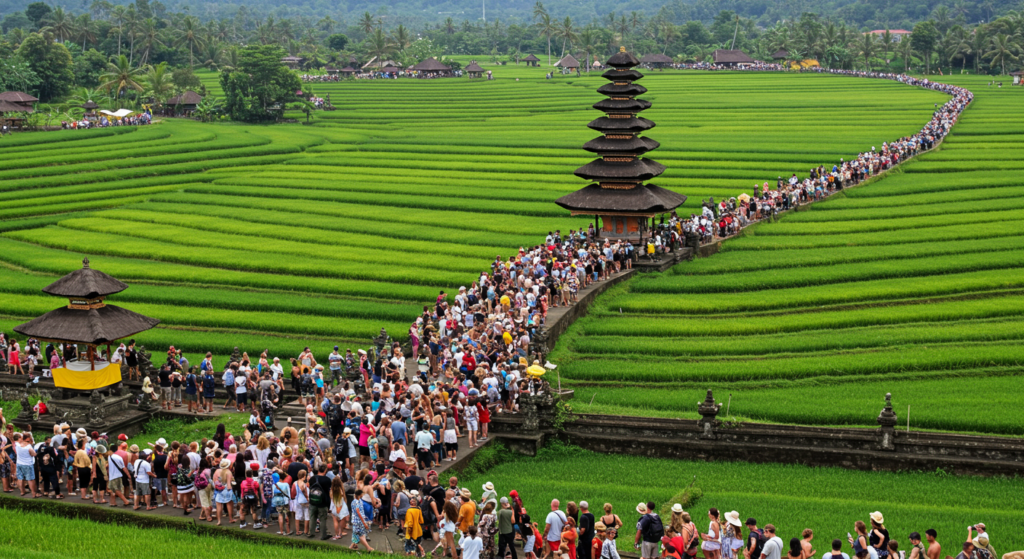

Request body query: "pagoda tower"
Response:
[555, 47, 685, 239]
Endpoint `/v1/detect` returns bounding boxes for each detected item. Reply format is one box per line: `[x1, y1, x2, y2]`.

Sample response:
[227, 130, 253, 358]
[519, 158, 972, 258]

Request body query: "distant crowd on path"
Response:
[60, 112, 152, 130]
[0, 407, 1004, 559]
[302, 70, 466, 82]
[675, 71, 972, 244]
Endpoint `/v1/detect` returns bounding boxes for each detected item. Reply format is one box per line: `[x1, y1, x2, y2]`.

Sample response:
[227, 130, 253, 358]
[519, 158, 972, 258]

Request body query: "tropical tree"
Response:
[359, 12, 376, 34]
[880, 30, 894, 63]
[557, 17, 577, 58]
[986, 33, 1021, 75]
[898, 36, 915, 72]
[970, 28, 988, 73]
[99, 54, 145, 98]
[111, 5, 127, 55]
[392, 24, 413, 53]
[73, 14, 98, 51]
[202, 42, 225, 70]
[367, 28, 394, 67]
[577, 27, 600, 71]
[193, 95, 223, 122]
[42, 7, 76, 43]
[857, 31, 877, 70]
[444, 17, 455, 35]
[137, 18, 163, 67]
[144, 61, 173, 104]
[533, 2, 553, 64]
[910, 20, 939, 74]
[175, 16, 206, 67]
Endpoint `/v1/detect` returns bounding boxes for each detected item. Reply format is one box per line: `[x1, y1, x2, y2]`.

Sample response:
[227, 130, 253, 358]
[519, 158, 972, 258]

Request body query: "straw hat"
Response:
[636, 503, 648, 514]
[671, 504, 684, 514]
[460, 488, 472, 499]
[725, 511, 741, 527]
[483, 482, 495, 491]
[96, 445, 108, 455]
[870, 511, 884, 524]
[219, 459, 231, 469]
[404, 457, 416, 466]
[594, 522, 607, 531]
[128, 444, 140, 453]
[75, 428, 88, 438]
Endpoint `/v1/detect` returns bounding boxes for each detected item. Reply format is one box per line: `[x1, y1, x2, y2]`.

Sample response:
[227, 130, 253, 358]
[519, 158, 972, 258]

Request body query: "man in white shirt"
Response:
[543, 499, 567, 559]
[133, 450, 155, 510]
[270, 358, 283, 381]
[106, 448, 131, 506]
[760, 525, 784, 559]
[823, 539, 850, 559]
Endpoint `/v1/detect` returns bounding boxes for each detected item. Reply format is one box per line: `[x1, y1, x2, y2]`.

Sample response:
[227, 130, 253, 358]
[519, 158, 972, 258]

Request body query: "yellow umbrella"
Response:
[527, 360, 546, 378]
[737, 193, 751, 202]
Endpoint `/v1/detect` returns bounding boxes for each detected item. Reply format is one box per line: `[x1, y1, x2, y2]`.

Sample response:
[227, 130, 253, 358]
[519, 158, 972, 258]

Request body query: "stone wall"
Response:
[489, 391, 1024, 477]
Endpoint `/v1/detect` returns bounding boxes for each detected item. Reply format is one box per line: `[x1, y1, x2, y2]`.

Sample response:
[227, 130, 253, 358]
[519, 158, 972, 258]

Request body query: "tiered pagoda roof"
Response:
[556, 47, 685, 216]
[15, 258, 159, 346]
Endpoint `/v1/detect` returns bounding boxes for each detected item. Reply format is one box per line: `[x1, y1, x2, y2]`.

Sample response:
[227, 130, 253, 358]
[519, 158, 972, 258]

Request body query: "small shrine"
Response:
[15, 258, 159, 391]
[555, 47, 685, 240]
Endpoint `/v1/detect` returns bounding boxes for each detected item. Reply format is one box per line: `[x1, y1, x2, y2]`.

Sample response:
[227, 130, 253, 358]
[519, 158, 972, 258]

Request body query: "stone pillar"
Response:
[876, 393, 898, 451]
[697, 389, 720, 439]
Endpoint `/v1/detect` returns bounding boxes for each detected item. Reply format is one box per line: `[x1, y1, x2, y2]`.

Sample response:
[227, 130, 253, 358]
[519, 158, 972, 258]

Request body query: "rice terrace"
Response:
[1, 3, 1024, 557]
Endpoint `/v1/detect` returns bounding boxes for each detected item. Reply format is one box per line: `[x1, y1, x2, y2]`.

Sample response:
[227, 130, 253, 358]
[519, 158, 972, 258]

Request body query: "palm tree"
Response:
[137, 18, 163, 67]
[277, 19, 295, 43]
[659, 20, 678, 54]
[616, 16, 629, 51]
[124, 7, 139, 64]
[535, 14, 556, 65]
[202, 42, 224, 70]
[880, 30, 894, 63]
[557, 16, 576, 58]
[950, 30, 972, 73]
[392, 24, 412, 53]
[100, 54, 145, 98]
[969, 28, 988, 73]
[111, 5, 127, 55]
[986, 33, 1021, 75]
[367, 28, 394, 67]
[898, 37, 915, 72]
[857, 32, 877, 70]
[73, 14, 97, 51]
[42, 7, 76, 43]
[175, 16, 206, 67]
[444, 17, 455, 35]
[144, 62, 173, 105]
[317, 16, 336, 33]
[578, 27, 600, 72]
[222, 47, 239, 71]
[359, 12, 376, 35]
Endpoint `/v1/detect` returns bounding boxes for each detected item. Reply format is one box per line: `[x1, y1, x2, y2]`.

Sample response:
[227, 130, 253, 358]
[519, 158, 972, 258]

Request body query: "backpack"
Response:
[749, 528, 767, 559]
[308, 477, 327, 507]
[301, 373, 313, 390]
[642, 513, 665, 541]
[334, 437, 349, 462]
[194, 469, 209, 490]
[242, 480, 259, 505]
[174, 468, 193, 487]
[420, 493, 436, 524]
[328, 403, 342, 425]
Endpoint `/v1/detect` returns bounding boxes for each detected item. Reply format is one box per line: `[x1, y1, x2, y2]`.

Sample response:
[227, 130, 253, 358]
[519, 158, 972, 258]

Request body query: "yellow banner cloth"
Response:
[51, 363, 122, 390]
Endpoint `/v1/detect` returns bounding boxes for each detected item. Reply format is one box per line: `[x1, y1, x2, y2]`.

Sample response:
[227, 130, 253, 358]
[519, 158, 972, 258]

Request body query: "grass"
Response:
[552, 75, 1024, 434]
[458, 442, 1024, 548]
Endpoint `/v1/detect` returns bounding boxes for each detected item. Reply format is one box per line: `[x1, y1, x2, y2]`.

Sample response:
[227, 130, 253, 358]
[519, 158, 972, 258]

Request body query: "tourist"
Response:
[701, 508, 722, 559]
[271, 471, 292, 535]
[405, 495, 426, 556]
[850, 522, 875, 559]
[761, 526, 784, 559]
[635, 502, 663, 559]
[603, 526, 622, 559]
[106, 444, 131, 507]
[239, 463, 262, 529]
[213, 458, 235, 525]
[349, 488, 375, 551]
[824, 539, 851, 559]
[330, 475, 349, 539]
[442, 499, 461, 557]
[307, 463, 332, 539]
[870, 513, 890, 559]
[545, 499, 568, 559]
[72, 438, 92, 500]
[463, 525, 484, 559]
[745, 518, 765, 559]
[925, 529, 940, 559]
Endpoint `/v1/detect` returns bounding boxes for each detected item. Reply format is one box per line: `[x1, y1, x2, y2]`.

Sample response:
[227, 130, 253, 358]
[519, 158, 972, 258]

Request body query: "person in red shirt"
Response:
[593, 523, 607, 559]
[477, 401, 491, 440]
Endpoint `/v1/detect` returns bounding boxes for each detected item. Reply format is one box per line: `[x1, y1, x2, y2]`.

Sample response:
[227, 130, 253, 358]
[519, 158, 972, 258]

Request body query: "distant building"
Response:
[281, 56, 304, 69]
[866, 29, 912, 42]
[523, 54, 540, 67]
[712, 49, 755, 67]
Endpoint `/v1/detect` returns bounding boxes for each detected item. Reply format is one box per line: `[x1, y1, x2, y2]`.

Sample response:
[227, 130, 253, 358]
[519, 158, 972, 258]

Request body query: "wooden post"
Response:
[89, 345, 95, 371]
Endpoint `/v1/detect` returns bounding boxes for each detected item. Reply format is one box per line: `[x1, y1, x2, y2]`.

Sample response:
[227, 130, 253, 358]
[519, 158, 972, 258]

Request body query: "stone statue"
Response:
[876, 392, 898, 451]
[697, 389, 721, 440]
[137, 346, 154, 377]
[89, 390, 103, 406]
[15, 393, 33, 423]
[88, 405, 104, 425]
[229, 347, 242, 365]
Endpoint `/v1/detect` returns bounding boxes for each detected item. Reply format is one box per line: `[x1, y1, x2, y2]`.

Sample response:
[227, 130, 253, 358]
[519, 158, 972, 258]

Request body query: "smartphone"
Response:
[847, 533, 853, 540]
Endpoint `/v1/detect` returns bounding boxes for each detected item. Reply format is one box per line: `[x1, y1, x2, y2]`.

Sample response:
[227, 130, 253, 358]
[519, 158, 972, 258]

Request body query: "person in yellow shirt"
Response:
[458, 489, 478, 534]
[499, 293, 511, 312]
[405, 496, 426, 556]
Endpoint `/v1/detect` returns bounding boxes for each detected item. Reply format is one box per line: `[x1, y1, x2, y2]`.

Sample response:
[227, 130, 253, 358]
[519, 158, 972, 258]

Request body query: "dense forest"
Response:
[1, 0, 1023, 108]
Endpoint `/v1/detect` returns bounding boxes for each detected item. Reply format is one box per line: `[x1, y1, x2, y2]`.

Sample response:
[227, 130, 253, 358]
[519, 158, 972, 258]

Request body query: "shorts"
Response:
[466, 419, 478, 432]
[359, 446, 369, 457]
[445, 442, 458, 453]
[92, 475, 107, 492]
[236, 393, 247, 405]
[405, 537, 423, 553]
[185, 392, 197, 402]
[16, 464, 35, 481]
[302, 388, 315, 398]
[160, 387, 172, 400]
[77, 466, 92, 487]
[642, 541, 660, 559]
[135, 482, 150, 497]
[296, 503, 310, 521]
[277, 504, 290, 515]
[171, 387, 182, 401]
[198, 488, 212, 508]
[548, 540, 561, 552]
[215, 487, 234, 504]
[152, 478, 166, 492]
[109, 477, 124, 492]
[525, 535, 536, 553]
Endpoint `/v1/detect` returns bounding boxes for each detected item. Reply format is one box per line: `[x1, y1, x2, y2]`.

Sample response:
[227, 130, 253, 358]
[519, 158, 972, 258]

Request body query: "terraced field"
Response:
[0, 72, 945, 367]
[555, 75, 1024, 435]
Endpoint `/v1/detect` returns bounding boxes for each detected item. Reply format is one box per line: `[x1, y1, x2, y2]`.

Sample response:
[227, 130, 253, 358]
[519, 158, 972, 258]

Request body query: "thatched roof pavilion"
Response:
[524, 54, 541, 67]
[555, 47, 685, 240]
[712, 49, 755, 66]
[15, 258, 159, 389]
[464, 61, 485, 78]
[771, 49, 790, 60]
[410, 57, 451, 73]
[554, 54, 580, 68]
[640, 53, 673, 67]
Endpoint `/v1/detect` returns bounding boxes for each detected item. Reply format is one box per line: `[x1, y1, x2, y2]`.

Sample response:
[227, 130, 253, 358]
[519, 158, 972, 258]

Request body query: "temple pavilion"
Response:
[555, 47, 685, 239]
[14, 258, 159, 391]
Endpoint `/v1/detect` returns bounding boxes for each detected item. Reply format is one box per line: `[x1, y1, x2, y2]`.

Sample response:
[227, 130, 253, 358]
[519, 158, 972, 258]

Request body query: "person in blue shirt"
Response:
[201, 370, 217, 414]
[184, 367, 199, 414]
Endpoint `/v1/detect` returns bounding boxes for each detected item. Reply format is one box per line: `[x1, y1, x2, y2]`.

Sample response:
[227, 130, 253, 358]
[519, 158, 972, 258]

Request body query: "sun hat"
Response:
[636, 503, 648, 514]
[96, 445, 108, 454]
[725, 511, 741, 527]
[129, 444, 140, 453]
[460, 488, 472, 499]
[60, 423, 70, 431]
[671, 504, 684, 513]
[404, 457, 416, 466]
[483, 482, 495, 491]
[343, 428, 352, 435]
[870, 511, 884, 524]
[75, 428, 88, 438]
[595, 522, 607, 531]
[410, 490, 420, 497]
[155, 438, 167, 447]
[219, 459, 231, 469]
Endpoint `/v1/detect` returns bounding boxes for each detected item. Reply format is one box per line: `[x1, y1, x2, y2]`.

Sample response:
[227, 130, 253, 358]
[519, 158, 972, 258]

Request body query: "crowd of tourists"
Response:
[674, 71, 972, 244]
[301, 73, 347, 82]
[0, 407, 1001, 559]
[60, 112, 152, 129]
